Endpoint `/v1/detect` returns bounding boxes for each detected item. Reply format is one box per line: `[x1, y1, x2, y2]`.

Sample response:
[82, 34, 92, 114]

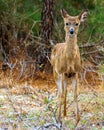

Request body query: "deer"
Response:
[51, 9, 88, 124]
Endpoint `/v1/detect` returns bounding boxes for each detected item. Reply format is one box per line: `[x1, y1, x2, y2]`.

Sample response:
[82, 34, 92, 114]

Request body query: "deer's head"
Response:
[61, 9, 88, 37]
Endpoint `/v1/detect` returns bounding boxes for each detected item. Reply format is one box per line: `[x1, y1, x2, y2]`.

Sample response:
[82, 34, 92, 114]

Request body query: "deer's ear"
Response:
[79, 10, 88, 22]
[61, 9, 68, 18]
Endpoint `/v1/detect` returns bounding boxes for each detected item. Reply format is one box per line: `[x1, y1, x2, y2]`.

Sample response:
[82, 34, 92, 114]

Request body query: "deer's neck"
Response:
[65, 35, 77, 48]
[65, 35, 78, 56]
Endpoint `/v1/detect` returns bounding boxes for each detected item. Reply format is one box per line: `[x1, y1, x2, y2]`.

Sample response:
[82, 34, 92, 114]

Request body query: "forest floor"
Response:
[0, 65, 104, 130]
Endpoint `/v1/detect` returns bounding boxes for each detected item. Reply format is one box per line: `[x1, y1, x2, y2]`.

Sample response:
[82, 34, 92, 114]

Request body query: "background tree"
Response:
[0, 0, 104, 71]
[40, 0, 55, 45]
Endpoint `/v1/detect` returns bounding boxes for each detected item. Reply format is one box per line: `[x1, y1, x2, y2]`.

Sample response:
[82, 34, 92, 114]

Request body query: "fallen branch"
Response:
[81, 49, 103, 55]
[36, 123, 61, 130]
[79, 40, 104, 48]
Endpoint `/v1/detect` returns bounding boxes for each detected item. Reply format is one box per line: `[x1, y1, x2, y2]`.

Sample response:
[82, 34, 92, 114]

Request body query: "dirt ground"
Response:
[0, 64, 104, 130]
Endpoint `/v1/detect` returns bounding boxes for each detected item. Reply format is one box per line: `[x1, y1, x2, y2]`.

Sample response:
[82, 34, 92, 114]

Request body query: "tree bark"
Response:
[40, 0, 55, 45]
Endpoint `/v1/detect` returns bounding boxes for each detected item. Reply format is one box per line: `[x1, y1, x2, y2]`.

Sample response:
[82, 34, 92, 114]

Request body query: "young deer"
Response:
[51, 9, 88, 123]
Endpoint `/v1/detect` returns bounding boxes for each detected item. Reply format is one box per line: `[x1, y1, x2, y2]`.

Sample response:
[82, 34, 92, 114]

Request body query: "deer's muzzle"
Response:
[69, 28, 74, 35]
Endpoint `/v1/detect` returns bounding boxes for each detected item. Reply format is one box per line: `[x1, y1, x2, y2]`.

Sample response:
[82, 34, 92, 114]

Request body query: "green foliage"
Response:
[98, 65, 104, 73]
[81, 118, 87, 125]
[0, 0, 104, 66]
[101, 128, 104, 130]
[0, 0, 41, 36]
[93, 128, 98, 130]
[1, 0, 104, 43]
[69, 124, 74, 129]
[44, 97, 49, 104]
[54, 0, 104, 43]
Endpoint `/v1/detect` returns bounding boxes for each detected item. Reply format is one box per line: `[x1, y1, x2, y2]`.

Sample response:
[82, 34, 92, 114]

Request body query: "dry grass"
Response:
[0, 61, 104, 130]
[0, 85, 104, 130]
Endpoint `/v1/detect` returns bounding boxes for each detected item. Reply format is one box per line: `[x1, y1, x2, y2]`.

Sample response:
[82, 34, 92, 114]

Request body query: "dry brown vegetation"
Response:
[0, 58, 104, 130]
[0, 1, 104, 129]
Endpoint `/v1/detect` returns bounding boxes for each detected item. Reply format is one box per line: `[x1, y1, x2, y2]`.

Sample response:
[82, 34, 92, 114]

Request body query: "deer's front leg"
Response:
[55, 74, 63, 123]
[57, 93, 63, 123]
[63, 88, 67, 117]
[72, 74, 80, 124]
[63, 75, 67, 117]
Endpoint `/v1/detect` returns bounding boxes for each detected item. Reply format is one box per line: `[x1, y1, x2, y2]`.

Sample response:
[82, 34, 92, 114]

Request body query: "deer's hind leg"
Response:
[72, 73, 80, 124]
[53, 70, 64, 123]
[63, 74, 67, 117]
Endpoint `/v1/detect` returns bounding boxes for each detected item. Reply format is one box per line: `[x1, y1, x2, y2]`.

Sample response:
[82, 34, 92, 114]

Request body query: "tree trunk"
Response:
[0, 12, 9, 62]
[40, 0, 55, 45]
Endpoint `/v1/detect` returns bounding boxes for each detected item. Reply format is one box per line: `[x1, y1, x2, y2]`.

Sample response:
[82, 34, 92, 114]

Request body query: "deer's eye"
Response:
[75, 23, 79, 26]
[65, 23, 69, 26]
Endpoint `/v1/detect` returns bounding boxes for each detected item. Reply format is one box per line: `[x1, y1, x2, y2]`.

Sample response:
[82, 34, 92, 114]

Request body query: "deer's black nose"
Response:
[69, 29, 74, 34]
